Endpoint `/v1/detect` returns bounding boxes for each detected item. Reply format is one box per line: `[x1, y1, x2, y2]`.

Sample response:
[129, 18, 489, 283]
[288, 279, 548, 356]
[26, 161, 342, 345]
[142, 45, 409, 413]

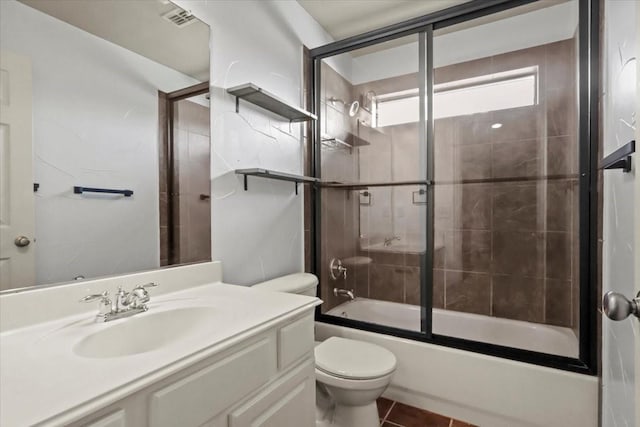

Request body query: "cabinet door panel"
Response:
[277, 314, 314, 370]
[229, 359, 315, 427]
[149, 338, 276, 427]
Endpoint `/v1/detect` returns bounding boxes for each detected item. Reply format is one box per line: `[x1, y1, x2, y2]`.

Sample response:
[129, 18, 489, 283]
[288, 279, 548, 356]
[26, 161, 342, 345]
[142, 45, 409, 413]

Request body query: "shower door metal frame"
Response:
[419, 29, 434, 339]
[309, 0, 599, 375]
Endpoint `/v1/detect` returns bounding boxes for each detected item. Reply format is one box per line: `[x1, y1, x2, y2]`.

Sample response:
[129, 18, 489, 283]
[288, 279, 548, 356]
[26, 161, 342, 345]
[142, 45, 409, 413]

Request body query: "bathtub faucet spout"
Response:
[384, 236, 401, 246]
[334, 288, 355, 301]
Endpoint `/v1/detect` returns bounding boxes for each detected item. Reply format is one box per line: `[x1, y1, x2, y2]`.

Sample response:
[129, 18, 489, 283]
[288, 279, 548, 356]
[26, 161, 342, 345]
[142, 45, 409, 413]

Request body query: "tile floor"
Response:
[377, 397, 476, 427]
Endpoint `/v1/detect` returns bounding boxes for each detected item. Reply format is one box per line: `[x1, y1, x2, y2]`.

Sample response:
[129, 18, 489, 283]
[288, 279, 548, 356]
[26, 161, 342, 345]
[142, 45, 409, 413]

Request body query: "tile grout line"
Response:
[380, 399, 475, 427]
[381, 400, 396, 424]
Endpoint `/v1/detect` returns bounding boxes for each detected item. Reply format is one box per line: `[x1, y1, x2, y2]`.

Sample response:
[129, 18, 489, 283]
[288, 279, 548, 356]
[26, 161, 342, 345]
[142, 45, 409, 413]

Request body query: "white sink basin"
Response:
[73, 307, 216, 358]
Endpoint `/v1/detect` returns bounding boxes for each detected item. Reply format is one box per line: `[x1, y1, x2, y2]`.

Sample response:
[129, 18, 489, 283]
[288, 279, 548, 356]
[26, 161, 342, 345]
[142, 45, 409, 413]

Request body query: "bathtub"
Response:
[317, 299, 598, 427]
[326, 298, 578, 358]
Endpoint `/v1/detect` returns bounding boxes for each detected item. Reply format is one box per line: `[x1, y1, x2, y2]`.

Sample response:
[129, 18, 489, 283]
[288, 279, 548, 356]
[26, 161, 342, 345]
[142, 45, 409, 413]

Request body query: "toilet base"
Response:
[334, 401, 379, 427]
[316, 401, 379, 427]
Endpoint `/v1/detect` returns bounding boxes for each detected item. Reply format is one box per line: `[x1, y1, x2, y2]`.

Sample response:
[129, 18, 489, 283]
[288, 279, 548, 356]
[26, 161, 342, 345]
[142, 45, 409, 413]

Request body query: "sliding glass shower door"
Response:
[430, 1, 580, 358]
[315, 34, 431, 335]
[312, 0, 592, 371]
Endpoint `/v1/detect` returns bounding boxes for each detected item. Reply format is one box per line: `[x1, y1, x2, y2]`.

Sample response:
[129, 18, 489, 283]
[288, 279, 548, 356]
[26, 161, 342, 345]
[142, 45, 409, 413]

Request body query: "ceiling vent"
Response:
[162, 7, 197, 28]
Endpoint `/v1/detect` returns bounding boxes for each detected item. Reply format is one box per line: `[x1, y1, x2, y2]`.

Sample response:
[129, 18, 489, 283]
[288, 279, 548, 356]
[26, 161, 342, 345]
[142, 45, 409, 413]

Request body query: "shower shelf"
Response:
[321, 132, 370, 150]
[227, 83, 317, 122]
[236, 168, 319, 195]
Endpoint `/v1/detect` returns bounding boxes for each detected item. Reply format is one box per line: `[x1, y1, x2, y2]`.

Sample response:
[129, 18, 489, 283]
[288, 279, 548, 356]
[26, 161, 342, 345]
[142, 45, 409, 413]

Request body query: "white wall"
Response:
[0, 0, 199, 285]
[173, 0, 336, 285]
[601, 1, 638, 426]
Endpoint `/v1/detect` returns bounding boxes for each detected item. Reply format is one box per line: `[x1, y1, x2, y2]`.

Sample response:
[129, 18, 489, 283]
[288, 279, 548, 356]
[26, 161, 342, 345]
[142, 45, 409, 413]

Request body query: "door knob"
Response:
[602, 291, 640, 321]
[14, 236, 30, 247]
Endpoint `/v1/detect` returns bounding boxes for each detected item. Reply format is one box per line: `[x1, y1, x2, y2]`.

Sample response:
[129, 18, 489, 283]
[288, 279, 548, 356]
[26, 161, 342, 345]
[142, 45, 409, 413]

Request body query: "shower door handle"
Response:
[602, 291, 640, 321]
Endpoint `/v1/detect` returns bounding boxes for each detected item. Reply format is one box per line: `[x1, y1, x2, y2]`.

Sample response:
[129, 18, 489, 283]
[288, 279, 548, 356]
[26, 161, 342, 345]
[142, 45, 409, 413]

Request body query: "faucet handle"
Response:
[131, 282, 158, 295]
[135, 282, 158, 290]
[329, 258, 348, 281]
[80, 291, 110, 304]
[80, 291, 112, 316]
[129, 282, 158, 308]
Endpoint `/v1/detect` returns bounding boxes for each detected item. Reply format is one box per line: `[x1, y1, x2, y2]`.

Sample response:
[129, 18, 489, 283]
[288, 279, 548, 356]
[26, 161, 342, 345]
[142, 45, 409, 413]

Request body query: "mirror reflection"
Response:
[0, 0, 211, 291]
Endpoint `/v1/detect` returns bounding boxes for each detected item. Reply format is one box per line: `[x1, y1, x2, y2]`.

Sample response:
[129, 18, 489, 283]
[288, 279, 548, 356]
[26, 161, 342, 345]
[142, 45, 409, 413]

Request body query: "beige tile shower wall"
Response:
[437, 38, 579, 328]
[347, 39, 579, 327]
[319, 63, 360, 311]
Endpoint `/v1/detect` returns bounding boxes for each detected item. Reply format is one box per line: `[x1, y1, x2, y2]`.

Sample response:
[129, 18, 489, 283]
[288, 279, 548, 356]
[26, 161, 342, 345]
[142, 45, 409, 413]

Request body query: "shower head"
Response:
[329, 97, 360, 117]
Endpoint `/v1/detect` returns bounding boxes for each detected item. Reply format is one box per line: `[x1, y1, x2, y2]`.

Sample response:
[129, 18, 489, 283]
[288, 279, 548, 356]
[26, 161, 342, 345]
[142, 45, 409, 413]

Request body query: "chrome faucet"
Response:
[81, 282, 158, 322]
[334, 288, 355, 301]
[383, 236, 401, 246]
[80, 291, 112, 317]
[329, 258, 348, 281]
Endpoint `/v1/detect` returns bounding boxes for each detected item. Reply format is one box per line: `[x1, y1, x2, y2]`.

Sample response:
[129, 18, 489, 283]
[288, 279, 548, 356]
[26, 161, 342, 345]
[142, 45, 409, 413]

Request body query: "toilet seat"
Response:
[315, 366, 394, 391]
[315, 337, 396, 380]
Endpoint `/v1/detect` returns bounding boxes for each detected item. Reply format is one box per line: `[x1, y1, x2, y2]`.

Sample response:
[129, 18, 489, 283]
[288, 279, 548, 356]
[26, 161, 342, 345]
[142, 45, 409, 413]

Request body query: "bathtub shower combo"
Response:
[310, 0, 598, 374]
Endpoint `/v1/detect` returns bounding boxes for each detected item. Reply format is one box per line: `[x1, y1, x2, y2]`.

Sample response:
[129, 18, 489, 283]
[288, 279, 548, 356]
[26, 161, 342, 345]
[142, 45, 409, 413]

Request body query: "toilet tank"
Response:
[252, 273, 318, 297]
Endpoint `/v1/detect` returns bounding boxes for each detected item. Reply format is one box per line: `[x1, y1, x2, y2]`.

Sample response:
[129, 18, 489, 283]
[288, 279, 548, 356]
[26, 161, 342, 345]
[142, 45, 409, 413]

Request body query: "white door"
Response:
[601, 1, 639, 427]
[0, 49, 35, 291]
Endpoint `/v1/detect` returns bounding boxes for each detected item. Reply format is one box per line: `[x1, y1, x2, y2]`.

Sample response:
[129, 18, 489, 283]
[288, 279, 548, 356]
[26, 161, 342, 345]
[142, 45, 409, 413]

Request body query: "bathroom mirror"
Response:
[0, 0, 211, 292]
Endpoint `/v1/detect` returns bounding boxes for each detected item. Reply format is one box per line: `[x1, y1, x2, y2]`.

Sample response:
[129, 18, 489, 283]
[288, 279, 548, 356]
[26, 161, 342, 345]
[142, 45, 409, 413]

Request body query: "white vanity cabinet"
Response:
[83, 411, 127, 427]
[70, 313, 316, 427]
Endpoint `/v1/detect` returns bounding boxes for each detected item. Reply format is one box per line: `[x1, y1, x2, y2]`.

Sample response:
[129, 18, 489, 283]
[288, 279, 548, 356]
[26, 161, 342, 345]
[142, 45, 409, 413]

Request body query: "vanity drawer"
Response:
[228, 359, 316, 427]
[149, 337, 276, 427]
[277, 314, 314, 370]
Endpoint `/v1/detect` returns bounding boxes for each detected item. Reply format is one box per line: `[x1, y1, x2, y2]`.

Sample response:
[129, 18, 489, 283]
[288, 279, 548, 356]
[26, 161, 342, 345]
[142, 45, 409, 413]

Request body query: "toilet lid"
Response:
[315, 337, 397, 380]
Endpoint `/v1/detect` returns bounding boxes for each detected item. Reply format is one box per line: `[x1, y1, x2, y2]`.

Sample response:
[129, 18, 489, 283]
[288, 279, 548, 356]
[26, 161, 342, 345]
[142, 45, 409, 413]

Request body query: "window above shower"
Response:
[374, 66, 539, 127]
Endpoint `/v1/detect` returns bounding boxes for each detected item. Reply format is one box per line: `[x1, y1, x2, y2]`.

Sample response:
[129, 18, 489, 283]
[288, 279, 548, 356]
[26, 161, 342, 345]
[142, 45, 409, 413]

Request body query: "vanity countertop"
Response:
[0, 281, 320, 427]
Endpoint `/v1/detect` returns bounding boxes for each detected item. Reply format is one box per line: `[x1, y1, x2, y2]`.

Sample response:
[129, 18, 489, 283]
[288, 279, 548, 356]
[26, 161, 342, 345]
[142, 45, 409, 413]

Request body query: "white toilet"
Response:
[252, 273, 397, 427]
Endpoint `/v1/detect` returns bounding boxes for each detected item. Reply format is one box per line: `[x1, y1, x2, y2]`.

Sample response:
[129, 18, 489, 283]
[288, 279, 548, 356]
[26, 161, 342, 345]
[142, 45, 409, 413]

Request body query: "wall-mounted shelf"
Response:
[227, 84, 317, 122]
[601, 140, 635, 172]
[357, 119, 385, 137]
[236, 168, 319, 195]
[235, 173, 433, 194]
[321, 132, 371, 150]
